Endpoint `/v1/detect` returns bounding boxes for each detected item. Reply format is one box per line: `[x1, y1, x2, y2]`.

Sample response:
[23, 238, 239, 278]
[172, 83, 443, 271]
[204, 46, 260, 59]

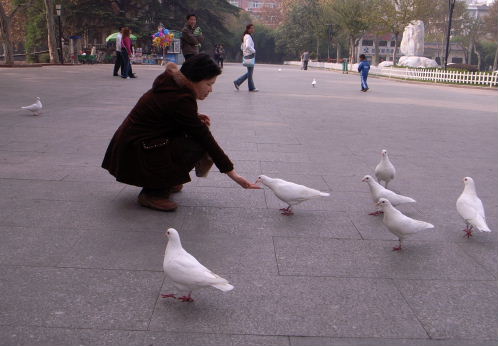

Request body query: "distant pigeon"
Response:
[377, 198, 434, 251]
[456, 177, 491, 238]
[311, 78, 317, 87]
[375, 149, 396, 188]
[21, 97, 42, 115]
[362, 175, 415, 215]
[278, 68, 282, 71]
[161, 228, 234, 302]
[256, 175, 330, 215]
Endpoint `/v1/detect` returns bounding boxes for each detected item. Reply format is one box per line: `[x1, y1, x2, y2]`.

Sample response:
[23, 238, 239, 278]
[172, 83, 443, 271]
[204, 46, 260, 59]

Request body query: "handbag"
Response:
[242, 54, 255, 67]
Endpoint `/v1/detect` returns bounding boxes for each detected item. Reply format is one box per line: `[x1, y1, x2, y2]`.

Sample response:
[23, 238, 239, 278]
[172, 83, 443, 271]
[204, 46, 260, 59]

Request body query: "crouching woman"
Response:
[102, 54, 259, 211]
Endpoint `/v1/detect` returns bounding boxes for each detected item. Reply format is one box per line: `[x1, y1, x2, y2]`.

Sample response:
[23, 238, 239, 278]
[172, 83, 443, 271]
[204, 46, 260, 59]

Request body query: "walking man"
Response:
[113, 26, 123, 76]
[181, 14, 204, 61]
[358, 54, 370, 92]
[301, 50, 310, 70]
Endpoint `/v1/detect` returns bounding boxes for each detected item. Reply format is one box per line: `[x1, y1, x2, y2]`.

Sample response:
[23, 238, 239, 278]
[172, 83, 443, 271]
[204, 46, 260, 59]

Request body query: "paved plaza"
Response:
[0, 63, 497, 346]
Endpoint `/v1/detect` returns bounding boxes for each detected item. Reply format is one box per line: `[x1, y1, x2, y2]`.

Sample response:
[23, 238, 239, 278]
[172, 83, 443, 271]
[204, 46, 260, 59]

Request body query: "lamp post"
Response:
[55, 3, 63, 64]
[444, 0, 456, 70]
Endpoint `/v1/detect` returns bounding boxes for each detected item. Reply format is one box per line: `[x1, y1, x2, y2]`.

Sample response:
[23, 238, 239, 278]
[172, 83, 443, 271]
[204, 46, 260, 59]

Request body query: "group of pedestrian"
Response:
[113, 26, 136, 79]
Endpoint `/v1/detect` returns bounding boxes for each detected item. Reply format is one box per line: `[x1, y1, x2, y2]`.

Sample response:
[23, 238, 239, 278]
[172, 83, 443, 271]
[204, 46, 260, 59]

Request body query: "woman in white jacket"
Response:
[233, 24, 258, 92]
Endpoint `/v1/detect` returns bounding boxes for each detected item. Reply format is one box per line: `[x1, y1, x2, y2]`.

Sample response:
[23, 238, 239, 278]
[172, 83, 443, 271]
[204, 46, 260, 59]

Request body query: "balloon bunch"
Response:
[152, 28, 174, 48]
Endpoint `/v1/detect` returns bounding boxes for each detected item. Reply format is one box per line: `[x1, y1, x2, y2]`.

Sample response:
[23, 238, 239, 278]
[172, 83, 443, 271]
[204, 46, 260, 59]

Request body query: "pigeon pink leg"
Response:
[281, 206, 294, 216]
[392, 241, 402, 251]
[161, 293, 176, 299]
[178, 292, 194, 302]
[369, 210, 384, 216]
[462, 225, 473, 238]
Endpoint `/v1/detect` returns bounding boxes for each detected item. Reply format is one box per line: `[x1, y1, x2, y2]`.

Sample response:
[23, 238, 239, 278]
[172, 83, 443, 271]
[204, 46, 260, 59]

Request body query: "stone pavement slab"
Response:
[0, 63, 497, 345]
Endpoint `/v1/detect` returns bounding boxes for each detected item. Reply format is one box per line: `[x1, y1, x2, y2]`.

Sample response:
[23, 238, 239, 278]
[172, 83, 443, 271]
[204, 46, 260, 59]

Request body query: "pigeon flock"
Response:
[161, 148, 492, 301]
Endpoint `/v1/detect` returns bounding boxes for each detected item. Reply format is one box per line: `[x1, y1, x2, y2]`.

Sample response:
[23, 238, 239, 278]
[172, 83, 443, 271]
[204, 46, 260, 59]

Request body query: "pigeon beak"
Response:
[376, 201, 381, 206]
[255, 178, 262, 184]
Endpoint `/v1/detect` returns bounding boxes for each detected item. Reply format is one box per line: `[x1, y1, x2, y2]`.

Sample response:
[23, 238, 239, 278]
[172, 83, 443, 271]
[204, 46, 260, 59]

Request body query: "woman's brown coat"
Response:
[102, 64, 233, 188]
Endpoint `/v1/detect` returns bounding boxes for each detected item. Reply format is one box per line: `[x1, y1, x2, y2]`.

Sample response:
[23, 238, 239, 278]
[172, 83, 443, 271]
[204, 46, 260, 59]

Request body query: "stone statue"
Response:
[396, 20, 439, 68]
[400, 20, 425, 56]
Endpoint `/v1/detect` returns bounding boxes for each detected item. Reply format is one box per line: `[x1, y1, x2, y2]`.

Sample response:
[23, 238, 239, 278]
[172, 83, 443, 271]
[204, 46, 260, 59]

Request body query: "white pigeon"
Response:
[377, 198, 434, 251]
[256, 175, 330, 215]
[277, 68, 282, 71]
[311, 78, 317, 87]
[21, 97, 42, 116]
[161, 228, 234, 302]
[374, 149, 396, 188]
[362, 175, 415, 215]
[456, 177, 491, 238]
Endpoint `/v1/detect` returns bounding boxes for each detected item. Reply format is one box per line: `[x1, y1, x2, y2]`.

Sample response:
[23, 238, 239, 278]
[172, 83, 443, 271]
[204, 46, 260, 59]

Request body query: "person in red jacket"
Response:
[102, 54, 259, 211]
[120, 27, 135, 79]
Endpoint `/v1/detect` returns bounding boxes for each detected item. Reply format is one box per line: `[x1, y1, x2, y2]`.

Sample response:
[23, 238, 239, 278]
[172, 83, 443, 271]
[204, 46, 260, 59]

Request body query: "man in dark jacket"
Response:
[181, 14, 204, 61]
[102, 55, 258, 212]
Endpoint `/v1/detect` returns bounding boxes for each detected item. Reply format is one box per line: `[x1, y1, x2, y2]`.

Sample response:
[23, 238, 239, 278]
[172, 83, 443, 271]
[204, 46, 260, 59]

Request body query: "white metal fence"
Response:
[284, 61, 498, 88]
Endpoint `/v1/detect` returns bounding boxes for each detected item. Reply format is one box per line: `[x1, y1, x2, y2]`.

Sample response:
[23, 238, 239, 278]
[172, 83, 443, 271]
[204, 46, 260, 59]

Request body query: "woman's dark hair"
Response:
[180, 53, 221, 82]
[186, 14, 196, 20]
[241, 24, 254, 41]
[359, 54, 366, 60]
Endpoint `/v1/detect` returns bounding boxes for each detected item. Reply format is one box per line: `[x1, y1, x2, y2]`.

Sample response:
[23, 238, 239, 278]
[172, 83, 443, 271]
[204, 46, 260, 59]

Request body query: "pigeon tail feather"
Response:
[319, 192, 330, 197]
[211, 283, 234, 292]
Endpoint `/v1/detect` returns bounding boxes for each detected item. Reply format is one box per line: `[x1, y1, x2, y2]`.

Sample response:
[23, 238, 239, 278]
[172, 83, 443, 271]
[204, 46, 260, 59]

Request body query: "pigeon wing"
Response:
[273, 182, 324, 204]
[164, 250, 229, 288]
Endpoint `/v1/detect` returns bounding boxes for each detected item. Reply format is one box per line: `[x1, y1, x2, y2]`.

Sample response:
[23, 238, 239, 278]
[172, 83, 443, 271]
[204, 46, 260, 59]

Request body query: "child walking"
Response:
[358, 54, 370, 92]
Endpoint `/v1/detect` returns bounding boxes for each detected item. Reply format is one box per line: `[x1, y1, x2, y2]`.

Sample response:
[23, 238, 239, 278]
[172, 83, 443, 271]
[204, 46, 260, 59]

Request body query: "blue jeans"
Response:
[235, 66, 255, 90]
[361, 74, 368, 90]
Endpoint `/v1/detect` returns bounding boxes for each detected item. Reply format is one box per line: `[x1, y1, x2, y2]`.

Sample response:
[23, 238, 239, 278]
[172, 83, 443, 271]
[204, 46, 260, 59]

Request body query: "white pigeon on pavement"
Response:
[374, 149, 396, 188]
[21, 97, 42, 115]
[161, 228, 234, 302]
[362, 175, 415, 215]
[256, 175, 330, 215]
[311, 78, 317, 87]
[278, 68, 282, 71]
[456, 177, 491, 238]
[377, 198, 434, 251]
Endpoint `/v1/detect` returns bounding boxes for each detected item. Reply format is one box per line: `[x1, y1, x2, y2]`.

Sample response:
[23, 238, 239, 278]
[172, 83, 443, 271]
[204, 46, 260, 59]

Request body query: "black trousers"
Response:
[141, 135, 206, 192]
[113, 51, 123, 75]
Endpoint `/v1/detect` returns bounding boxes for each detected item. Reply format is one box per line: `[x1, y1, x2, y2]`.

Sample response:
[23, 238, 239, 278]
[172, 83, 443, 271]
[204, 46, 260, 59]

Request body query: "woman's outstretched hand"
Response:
[198, 114, 211, 127]
[227, 170, 261, 189]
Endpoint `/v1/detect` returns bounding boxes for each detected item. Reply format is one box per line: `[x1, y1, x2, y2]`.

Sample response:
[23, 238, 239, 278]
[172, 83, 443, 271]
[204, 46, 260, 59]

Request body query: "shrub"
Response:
[446, 63, 479, 72]
[38, 53, 50, 63]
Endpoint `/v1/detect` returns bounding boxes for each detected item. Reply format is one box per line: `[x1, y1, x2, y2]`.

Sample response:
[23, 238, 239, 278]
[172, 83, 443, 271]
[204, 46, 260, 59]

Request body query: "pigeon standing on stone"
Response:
[161, 228, 234, 302]
[362, 175, 415, 215]
[456, 177, 491, 238]
[377, 198, 434, 251]
[374, 149, 396, 188]
[311, 78, 317, 87]
[21, 97, 42, 116]
[256, 175, 330, 215]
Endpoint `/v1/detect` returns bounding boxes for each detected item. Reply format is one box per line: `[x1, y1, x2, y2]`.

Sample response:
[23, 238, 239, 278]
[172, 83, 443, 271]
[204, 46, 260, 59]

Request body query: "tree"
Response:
[275, 0, 326, 59]
[484, 0, 498, 70]
[43, 0, 59, 63]
[370, 0, 430, 65]
[330, 0, 372, 63]
[0, 0, 32, 64]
